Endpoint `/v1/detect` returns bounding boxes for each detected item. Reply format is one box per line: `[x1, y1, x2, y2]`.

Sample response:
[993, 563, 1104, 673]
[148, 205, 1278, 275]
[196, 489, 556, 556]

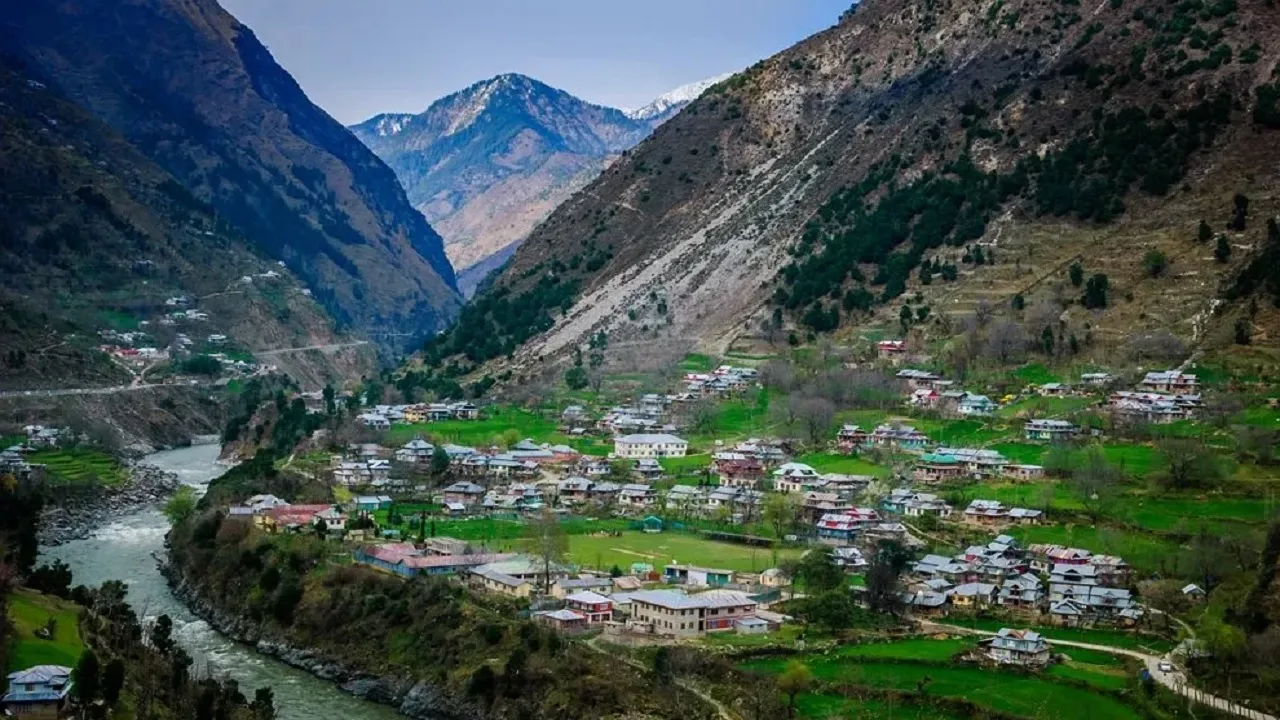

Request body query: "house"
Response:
[614, 433, 688, 458]
[876, 339, 907, 361]
[948, 582, 999, 607]
[897, 368, 943, 389]
[914, 453, 965, 484]
[469, 567, 533, 598]
[1080, 372, 1113, 386]
[395, 437, 435, 464]
[628, 589, 759, 637]
[914, 555, 977, 584]
[902, 493, 953, 518]
[619, 483, 657, 508]
[868, 424, 930, 449]
[358, 412, 390, 430]
[957, 393, 998, 417]
[558, 476, 594, 504]
[534, 608, 589, 632]
[1005, 464, 1045, 482]
[903, 590, 949, 614]
[635, 458, 664, 481]
[910, 387, 941, 408]
[3, 665, 74, 717]
[963, 500, 1043, 526]
[803, 493, 851, 524]
[664, 564, 733, 587]
[442, 482, 485, 506]
[565, 590, 614, 622]
[1024, 419, 1079, 443]
[1036, 382, 1071, 397]
[717, 457, 765, 488]
[1140, 370, 1199, 395]
[562, 405, 587, 424]
[773, 462, 821, 486]
[448, 401, 481, 420]
[998, 574, 1044, 608]
[985, 628, 1051, 666]
[354, 544, 509, 578]
[353, 495, 393, 512]
[833, 546, 867, 569]
[1181, 583, 1206, 602]
[836, 424, 869, 451]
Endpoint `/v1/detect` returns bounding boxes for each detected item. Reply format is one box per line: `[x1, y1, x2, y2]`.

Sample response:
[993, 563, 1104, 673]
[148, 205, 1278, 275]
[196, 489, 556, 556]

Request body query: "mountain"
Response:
[0, 56, 374, 392]
[350, 73, 725, 289]
[3, 0, 461, 350]
[623, 73, 734, 124]
[424, 0, 1280, 379]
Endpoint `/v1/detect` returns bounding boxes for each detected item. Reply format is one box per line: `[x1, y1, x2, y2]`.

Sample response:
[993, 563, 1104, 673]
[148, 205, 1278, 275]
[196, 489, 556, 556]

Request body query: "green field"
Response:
[28, 448, 128, 486]
[384, 407, 611, 455]
[796, 452, 890, 477]
[7, 589, 84, 670]
[986, 442, 1049, 464]
[659, 454, 712, 476]
[913, 418, 1012, 446]
[1004, 523, 1181, 576]
[678, 353, 718, 372]
[792, 693, 968, 720]
[952, 618, 1177, 653]
[742, 657, 1141, 720]
[997, 395, 1097, 420]
[836, 637, 971, 661]
[566, 530, 797, 573]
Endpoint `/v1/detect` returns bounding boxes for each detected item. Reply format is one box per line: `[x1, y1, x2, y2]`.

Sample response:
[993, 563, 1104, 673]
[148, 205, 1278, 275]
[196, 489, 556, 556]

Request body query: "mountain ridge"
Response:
[350, 72, 725, 281]
[4, 0, 461, 352]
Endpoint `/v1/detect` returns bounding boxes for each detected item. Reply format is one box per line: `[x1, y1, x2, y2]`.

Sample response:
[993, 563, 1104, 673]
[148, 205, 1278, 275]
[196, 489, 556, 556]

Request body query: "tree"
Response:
[1229, 193, 1249, 231]
[1157, 439, 1223, 490]
[791, 395, 835, 446]
[1081, 273, 1109, 308]
[322, 384, 336, 416]
[985, 320, 1026, 363]
[430, 445, 450, 477]
[1067, 446, 1119, 523]
[251, 687, 276, 720]
[865, 541, 911, 616]
[1234, 318, 1252, 345]
[797, 547, 843, 593]
[1040, 325, 1055, 356]
[653, 646, 673, 685]
[1215, 234, 1232, 262]
[564, 365, 588, 390]
[1011, 293, 1025, 311]
[150, 614, 176, 655]
[1068, 261, 1084, 287]
[76, 649, 101, 704]
[163, 486, 197, 526]
[763, 493, 799, 540]
[102, 658, 126, 705]
[1143, 249, 1168, 278]
[1198, 219, 1213, 243]
[526, 509, 568, 591]
[776, 661, 814, 717]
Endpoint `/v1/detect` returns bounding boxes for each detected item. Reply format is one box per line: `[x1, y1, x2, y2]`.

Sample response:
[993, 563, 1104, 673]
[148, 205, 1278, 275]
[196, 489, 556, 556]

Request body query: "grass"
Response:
[988, 442, 1048, 464]
[953, 617, 1177, 653]
[836, 637, 971, 661]
[678, 353, 718, 372]
[996, 395, 1097, 420]
[702, 624, 805, 648]
[28, 448, 128, 486]
[742, 658, 1142, 720]
[796, 452, 890, 477]
[659, 454, 712, 476]
[384, 407, 611, 456]
[7, 589, 84, 671]
[792, 693, 968, 720]
[566, 531, 799, 573]
[98, 309, 139, 331]
[1099, 444, 1161, 478]
[913, 418, 1012, 446]
[1235, 405, 1280, 428]
[1047, 662, 1131, 690]
[1004, 523, 1182, 576]
[1013, 363, 1063, 386]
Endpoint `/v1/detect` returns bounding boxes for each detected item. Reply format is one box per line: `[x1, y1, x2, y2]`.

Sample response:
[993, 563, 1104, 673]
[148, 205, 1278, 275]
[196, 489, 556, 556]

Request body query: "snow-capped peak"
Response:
[372, 113, 416, 137]
[623, 72, 734, 121]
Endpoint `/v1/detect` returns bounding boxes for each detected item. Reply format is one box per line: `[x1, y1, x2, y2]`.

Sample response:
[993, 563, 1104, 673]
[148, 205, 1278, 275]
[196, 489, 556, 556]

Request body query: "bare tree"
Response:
[985, 320, 1027, 365]
[1127, 330, 1187, 364]
[1066, 446, 1120, 523]
[791, 395, 835, 446]
[759, 359, 796, 393]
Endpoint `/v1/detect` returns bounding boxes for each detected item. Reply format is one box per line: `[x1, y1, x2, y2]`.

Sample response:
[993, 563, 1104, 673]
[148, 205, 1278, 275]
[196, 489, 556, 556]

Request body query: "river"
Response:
[40, 444, 400, 720]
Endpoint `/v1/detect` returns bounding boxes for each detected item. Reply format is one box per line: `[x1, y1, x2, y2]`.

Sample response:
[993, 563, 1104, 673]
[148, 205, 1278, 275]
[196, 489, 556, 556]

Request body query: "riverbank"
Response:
[38, 460, 181, 546]
[162, 567, 480, 720]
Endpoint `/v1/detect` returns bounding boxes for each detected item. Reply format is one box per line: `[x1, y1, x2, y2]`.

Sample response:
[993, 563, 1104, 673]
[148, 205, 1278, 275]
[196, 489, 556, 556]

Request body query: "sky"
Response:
[219, 0, 851, 125]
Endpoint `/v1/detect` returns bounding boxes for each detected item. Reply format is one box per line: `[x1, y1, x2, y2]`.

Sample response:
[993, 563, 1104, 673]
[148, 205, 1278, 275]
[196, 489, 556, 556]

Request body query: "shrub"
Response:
[1143, 249, 1168, 277]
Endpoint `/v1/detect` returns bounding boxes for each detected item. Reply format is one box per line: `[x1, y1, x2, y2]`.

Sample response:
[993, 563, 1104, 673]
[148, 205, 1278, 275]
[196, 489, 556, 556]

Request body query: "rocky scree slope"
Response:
[0, 57, 371, 391]
[351, 73, 714, 289]
[4, 0, 460, 350]
[431, 0, 1280, 381]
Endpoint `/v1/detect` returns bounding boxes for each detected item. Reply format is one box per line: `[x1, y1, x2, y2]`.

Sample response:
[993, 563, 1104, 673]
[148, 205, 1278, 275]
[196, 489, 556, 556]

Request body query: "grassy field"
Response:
[987, 442, 1049, 464]
[678, 353, 718, 372]
[791, 693, 968, 720]
[566, 531, 797, 573]
[384, 407, 611, 455]
[997, 395, 1098, 420]
[796, 452, 890, 477]
[913, 418, 1012, 446]
[28, 448, 128, 486]
[836, 637, 971, 661]
[742, 657, 1141, 720]
[7, 589, 83, 671]
[953, 617, 1177, 653]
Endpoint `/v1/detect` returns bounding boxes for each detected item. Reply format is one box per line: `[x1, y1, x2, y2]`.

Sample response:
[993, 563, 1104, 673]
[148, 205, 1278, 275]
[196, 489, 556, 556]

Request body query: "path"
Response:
[254, 341, 369, 357]
[921, 621, 1276, 720]
[583, 635, 737, 720]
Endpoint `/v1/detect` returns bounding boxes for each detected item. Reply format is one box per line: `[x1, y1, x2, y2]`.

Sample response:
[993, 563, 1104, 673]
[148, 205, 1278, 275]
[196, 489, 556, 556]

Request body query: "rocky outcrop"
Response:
[164, 568, 482, 720]
[39, 462, 180, 546]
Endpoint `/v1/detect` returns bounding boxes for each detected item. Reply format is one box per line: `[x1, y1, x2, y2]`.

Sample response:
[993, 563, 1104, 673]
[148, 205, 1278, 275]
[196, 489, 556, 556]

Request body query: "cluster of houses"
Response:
[904, 536, 1142, 627]
[897, 369, 998, 417]
[1105, 370, 1201, 424]
[913, 447, 1045, 484]
[0, 425, 70, 479]
[683, 365, 759, 396]
[357, 401, 480, 430]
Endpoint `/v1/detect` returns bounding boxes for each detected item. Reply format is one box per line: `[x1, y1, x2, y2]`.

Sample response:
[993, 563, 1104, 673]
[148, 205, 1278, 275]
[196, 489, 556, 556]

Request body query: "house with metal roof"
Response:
[3, 665, 74, 716]
[985, 628, 1051, 666]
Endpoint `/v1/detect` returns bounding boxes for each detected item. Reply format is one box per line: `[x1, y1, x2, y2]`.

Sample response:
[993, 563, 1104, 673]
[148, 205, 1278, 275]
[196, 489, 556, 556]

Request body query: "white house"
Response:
[614, 433, 688, 458]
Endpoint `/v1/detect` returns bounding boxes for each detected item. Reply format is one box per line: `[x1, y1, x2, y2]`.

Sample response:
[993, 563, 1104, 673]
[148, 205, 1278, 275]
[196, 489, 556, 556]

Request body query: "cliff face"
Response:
[439, 0, 1279, 379]
[4, 0, 460, 349]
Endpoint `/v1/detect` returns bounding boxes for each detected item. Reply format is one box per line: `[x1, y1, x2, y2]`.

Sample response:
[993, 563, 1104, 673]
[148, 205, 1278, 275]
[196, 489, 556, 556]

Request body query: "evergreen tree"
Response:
[102, 658, 126, 705]
[1215, 235, 1232, 263]
[1041, 326, 1055, 355]
[1011, 294, 1025, 311]
[1082, 273, 1109, 309]
[76, 649, 100, 704]
[1197, 219, 1213, 243]
[1234, 318, 1252, 345]
[1069, 261, 1084, 287]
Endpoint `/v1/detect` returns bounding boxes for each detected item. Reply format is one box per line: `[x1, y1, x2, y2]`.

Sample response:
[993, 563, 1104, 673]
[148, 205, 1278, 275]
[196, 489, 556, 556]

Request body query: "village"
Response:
[203, 346, 1238, 667]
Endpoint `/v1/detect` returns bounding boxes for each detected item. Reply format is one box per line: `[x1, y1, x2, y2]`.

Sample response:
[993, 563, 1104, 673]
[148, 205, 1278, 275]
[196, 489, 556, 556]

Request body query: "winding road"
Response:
[921, 621, 1276, 720]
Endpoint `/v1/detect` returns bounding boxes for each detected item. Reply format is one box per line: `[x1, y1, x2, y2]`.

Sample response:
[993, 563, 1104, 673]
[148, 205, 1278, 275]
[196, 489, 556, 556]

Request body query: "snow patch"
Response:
[623, 73, 734, 121]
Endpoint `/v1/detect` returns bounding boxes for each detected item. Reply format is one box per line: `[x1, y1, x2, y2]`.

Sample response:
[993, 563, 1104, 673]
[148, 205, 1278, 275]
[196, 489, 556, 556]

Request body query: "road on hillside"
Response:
[922, 621, 1276, 720]
[254, 341, 370, 357]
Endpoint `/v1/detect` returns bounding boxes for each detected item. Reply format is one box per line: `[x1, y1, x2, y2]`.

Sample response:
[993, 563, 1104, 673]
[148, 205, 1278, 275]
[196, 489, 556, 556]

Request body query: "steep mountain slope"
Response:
[428, 0, 1280, 378]
[0, 57, 374, 391]
[350, 73, 721, 284]
[3, 0, 460, 349]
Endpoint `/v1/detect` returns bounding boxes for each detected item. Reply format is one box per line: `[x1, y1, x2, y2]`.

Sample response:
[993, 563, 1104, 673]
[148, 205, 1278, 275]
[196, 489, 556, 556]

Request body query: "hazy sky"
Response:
[219, 0, 850, 125]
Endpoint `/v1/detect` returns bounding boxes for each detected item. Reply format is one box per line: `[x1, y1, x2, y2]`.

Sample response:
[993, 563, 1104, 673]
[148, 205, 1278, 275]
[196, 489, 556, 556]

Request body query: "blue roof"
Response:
[4, 665, 73, 704]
